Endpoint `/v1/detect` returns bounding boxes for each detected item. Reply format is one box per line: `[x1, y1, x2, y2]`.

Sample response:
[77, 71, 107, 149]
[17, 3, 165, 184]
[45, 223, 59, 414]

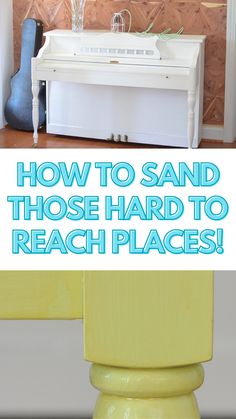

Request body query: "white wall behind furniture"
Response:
[224, 0, 236, 142]
[0, 272, 235, 417]
[198, 271, 236, 416]
[0, 0, 13, 128]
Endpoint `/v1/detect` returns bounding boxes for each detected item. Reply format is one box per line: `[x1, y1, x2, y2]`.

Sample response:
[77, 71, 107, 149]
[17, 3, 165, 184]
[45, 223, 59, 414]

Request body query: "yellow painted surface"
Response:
[93, 393, 200, 419]
[91, 363, 203, 419]
[84, 271, 214, 368]
[0, 271, 83, 319]
[91, 363, 204, 398]
[0, 270, 213, 418]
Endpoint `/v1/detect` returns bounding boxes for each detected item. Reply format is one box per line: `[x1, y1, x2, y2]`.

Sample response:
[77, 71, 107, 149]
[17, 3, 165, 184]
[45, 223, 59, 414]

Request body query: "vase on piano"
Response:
[71, 0, 85, 32]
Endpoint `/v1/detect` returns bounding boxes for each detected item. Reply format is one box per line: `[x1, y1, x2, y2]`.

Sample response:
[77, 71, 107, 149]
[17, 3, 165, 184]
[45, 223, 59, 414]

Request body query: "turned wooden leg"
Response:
[32, 59, 40, 147]
[187, 90, 196, 149]
[91, 363, 204, 419]
[84, 271, 214, 419]
[32, 80, 39, 146]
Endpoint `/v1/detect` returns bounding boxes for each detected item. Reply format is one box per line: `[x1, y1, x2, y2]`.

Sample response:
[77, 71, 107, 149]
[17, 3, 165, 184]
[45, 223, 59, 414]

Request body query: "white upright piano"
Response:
[32, 30, 206, 148]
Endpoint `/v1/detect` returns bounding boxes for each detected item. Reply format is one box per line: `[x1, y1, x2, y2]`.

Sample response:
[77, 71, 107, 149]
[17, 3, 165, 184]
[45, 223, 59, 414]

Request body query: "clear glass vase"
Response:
[111, 12, 125, 33]
[71, 0, 85, 32]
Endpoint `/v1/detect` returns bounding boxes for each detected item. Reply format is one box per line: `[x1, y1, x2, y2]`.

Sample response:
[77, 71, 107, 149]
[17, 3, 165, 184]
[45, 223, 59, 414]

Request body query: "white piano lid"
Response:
[43, 29, 206, 42]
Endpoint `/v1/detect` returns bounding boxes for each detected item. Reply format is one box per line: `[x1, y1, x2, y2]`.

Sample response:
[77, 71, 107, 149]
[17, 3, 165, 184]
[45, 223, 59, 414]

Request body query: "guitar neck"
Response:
[20, 19, 43, 73]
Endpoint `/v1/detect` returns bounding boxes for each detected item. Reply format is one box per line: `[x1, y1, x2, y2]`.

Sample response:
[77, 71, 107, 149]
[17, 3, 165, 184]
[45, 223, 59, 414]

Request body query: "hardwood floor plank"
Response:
[0, 126, 235, 148]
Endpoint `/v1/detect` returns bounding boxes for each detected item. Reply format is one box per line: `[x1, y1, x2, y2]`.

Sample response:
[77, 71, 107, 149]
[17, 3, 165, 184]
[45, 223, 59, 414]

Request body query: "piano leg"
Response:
[187, 90, 196, 149]
[32, 79, 40, 147]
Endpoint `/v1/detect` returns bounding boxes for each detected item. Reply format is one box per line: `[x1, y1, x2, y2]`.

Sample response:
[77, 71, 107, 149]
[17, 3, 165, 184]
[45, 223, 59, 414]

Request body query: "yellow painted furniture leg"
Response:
[91, 364, 204, 419]
[84, 271, 214, 419]
[0, 271, 213, 418]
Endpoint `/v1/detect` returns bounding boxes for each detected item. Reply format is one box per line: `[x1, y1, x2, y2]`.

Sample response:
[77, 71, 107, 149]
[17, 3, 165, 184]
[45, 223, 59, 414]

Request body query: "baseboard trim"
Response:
[202, 124, 224, 141]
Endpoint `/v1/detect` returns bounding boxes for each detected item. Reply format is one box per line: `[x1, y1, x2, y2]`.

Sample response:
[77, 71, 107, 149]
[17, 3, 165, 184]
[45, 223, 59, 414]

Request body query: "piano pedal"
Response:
[106, 134, 115, 141]
[106, 134, 128, 143]
[114, 134, 121, 143]
[121, 135, 128, 143]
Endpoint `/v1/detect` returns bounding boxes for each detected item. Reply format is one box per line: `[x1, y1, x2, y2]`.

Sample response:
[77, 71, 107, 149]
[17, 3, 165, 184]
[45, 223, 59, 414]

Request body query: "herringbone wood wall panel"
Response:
[13, 0, 227, 126]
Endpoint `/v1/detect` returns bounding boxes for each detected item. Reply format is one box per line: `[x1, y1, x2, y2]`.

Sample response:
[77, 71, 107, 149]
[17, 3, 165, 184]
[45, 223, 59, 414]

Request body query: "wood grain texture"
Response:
[1, 126, 236, 148]
[0, 271, 83, 319]
[13, 0, 227, 126]
[84, 271, 214, 368]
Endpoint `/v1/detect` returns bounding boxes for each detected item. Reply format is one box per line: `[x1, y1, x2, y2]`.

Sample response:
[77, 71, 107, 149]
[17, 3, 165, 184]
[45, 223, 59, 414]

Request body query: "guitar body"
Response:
[5, 18, 46, 131]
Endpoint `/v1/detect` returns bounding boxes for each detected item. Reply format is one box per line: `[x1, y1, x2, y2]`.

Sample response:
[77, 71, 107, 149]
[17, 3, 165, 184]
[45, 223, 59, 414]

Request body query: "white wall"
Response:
[0, 320, 94, 417]
[0, 0, 13, 128]
[0, 272, 235, 417]
[224, 0, 236, 142]
[198, 271, 236, 416]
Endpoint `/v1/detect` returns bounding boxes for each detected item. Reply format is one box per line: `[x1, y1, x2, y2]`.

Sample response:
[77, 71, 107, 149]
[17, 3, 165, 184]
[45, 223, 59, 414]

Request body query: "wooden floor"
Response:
[0, 126, 236, 148]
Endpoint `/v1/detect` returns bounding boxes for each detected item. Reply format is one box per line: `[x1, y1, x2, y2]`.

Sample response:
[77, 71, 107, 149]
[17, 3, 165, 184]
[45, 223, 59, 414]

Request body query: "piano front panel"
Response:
[46, 81, 200, 148]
